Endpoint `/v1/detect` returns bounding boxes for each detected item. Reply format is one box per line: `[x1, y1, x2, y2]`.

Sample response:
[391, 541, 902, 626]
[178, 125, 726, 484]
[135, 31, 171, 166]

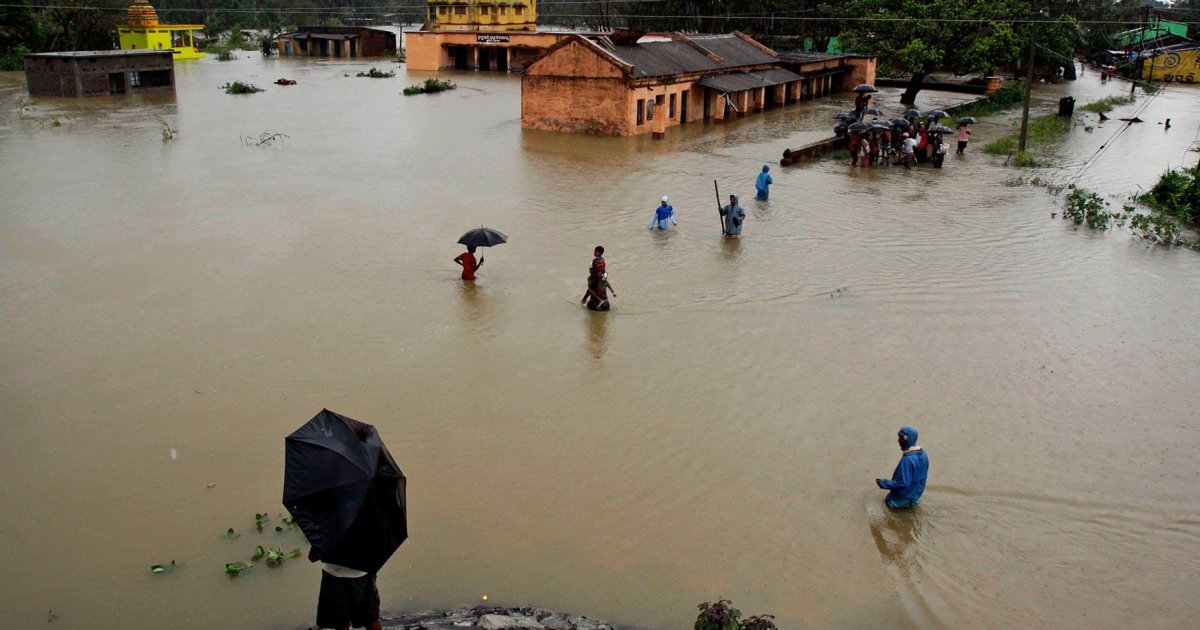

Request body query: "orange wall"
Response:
[522, 76, 632, 135]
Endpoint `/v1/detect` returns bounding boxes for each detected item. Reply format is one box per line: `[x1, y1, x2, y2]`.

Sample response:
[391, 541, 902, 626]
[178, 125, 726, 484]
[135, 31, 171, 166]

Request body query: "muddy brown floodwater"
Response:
[1, 56, 1199, 630]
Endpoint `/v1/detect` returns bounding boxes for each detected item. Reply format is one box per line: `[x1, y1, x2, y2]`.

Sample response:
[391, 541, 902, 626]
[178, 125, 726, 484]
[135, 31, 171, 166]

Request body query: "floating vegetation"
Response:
[240, 132, 290, 147]
[356, 67, 395, 78]
[216, 49, 238, 62]
[221, 81, 264, 95]
[224, 562, 252, 577]
[255, 513, 269, 533]
[150, 560, 176, 575]
[157, 115, 177, 142]
[220, 528, 240, 540]
[403, 77, 456, 96]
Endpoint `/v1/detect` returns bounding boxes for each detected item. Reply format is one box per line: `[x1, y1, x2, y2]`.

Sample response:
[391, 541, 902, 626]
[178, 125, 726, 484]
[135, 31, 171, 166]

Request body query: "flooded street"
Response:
[1, 55, 1199, 629]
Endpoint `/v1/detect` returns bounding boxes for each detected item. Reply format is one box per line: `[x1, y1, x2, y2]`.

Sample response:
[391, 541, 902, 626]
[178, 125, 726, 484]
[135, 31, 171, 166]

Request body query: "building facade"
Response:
[24, 50, 175, 97]
[277, 27, 399, 58]
[406, 0, 565, 72]
[521, 32, 875, 137]
[117, 1, 205, 60]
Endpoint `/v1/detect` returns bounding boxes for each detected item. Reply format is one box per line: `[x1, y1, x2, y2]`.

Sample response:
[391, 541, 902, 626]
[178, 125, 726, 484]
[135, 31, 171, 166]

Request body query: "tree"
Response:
[832, 0, 1028, 103]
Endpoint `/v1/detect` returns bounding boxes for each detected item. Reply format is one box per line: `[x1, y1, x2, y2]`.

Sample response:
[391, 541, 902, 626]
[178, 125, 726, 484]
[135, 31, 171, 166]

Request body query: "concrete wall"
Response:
[845, 56, 876, 87]
[522, 39, 631, 134]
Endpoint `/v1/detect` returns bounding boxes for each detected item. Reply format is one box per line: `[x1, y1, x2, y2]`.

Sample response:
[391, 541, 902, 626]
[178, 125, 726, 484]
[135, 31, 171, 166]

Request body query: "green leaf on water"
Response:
[275, 526, 283, 533]
[266, 547, 285, 565]
[252, 545, 266, 561]
[225, 562, 252, 576]
[289, 548, 302, 558]
[220, 528, 240, 540]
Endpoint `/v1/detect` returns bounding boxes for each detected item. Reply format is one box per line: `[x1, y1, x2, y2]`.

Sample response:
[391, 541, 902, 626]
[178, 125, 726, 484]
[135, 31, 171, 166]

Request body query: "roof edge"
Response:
[731, 30, 779, 58]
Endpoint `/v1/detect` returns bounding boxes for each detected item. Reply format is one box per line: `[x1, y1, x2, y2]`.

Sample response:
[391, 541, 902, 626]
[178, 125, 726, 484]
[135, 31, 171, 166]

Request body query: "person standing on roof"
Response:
[876, 425, 929, 509]
[648, 196, 677, 230]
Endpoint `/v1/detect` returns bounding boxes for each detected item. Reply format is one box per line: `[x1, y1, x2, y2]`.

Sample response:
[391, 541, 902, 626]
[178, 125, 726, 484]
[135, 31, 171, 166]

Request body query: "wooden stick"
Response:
[714, 179, 722, 231]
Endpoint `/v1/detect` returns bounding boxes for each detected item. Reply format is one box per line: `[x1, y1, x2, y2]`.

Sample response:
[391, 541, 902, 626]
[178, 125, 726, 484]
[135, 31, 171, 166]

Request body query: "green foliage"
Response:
[356, 66, 395, 78]
[985, 137, 1015, 155]
[953, 86, 1024, 119]
[157, 115, 177, 141]
[220, 528, 240, 540]
[1142, 167, 1200, 226]
[1129, 213, 1182, 245]
[1011, 151, 1045, 168]
[224, 561, 252, 577]
[830, 148, 851, 160]
[1062, 187, 1118, 230]
[0, 44, 30, 71]
[1079, 95, 1135, 113]
[215, 49, 237, 62]
[740, 616, 778, 630]
[222, 81, 264, 95]
[403, 77, 456, 95]
[696, 599, 741, 630]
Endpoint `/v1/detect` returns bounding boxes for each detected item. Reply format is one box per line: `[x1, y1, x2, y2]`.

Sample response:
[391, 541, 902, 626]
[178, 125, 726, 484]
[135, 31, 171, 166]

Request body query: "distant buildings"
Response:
[117, 1, 205, 60]
[406, 0, 568, 72]
[276, 27, 400, 58]
[521, 32, 875, 137]
[24, 50, 175, 97]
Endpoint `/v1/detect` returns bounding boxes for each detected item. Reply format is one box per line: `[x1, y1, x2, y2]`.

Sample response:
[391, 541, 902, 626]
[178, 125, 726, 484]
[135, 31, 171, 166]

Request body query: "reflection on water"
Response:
[1, 59, 1199, 630]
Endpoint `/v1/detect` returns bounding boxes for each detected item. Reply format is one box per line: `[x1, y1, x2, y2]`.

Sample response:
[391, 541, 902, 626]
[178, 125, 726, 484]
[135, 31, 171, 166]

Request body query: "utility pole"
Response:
[1018, 16, 1038, 153]
[1131, 5, 1147, 97]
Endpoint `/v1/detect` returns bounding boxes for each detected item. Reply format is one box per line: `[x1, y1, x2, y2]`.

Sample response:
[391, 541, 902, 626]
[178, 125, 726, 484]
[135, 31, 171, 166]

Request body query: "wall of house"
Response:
[522, 76, 631, 134]
[24, 54, 174, 97]
[845, 57, 876, 87]
[360, 29, 397, 57]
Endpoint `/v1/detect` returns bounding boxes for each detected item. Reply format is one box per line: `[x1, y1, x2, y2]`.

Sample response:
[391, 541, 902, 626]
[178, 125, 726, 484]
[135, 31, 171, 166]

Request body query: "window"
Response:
[646, 99, 654, 121]
[454, 6, 466, 15]
[636, 99, 644, 125]
[669, 93, 676, 119]
[515, 5, 524, 15]
[437, 6, 446, 15]
[129, 72, 141, 87]
[501, 7, 509, 15]
[481, 6, 490, 14]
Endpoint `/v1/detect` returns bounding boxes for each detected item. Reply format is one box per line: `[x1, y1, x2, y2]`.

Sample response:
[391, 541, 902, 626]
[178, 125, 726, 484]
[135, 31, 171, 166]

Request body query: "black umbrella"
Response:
[863, 107, 885, 117]
[847, 121, 871, 132]
[868, 119, 892, 129]
[833, 111, 858, 121]
[903, 108, 921, 118]
[284, 409, 407, 575]
[891, 117, 912, 128]
[457, 227, 508, 249]
[923, 110, 949, 120]
[929, 125, 953, 134]
[852, 84, 878, 93]
[957, 116, 978, 125]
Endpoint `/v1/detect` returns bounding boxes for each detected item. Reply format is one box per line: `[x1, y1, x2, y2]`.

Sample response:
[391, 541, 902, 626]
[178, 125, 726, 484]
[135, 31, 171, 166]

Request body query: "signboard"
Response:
[477, 34, 510, 44]
[1143, 49, 1200, 84]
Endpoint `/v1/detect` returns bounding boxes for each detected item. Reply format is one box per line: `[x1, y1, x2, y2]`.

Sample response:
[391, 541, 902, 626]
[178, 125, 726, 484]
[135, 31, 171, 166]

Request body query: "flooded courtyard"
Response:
[1, 55, 1199, 629]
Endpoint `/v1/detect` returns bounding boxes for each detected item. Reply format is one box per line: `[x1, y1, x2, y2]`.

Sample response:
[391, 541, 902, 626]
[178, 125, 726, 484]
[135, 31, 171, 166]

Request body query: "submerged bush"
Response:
[216, 49, 237, 62]
[222, 81, 264, 94]
[356, 67, 394, 78]
[1079, 95, 1135, 113]
[695, 599, 776, 630]
[1063, 187, 1117, 229]
[953, 85, 1024, 119]
[403, 77, 456, 95]
[1142, 167, 1200, 225]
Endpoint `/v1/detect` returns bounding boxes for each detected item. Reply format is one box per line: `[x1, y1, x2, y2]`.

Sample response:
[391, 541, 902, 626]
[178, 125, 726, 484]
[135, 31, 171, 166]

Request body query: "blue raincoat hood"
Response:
[899, 425, 918, 448]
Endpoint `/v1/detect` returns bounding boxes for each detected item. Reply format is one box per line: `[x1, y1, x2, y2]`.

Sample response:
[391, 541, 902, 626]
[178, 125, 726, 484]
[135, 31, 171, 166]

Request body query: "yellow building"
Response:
[117, 1, 206, 60]
[426, 0, 537, 32]
[1142, 47, 1199, 84]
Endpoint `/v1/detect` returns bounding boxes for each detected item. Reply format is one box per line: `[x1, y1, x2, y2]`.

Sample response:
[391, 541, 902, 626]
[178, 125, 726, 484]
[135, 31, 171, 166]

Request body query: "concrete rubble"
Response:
[380, 606, 623, 630]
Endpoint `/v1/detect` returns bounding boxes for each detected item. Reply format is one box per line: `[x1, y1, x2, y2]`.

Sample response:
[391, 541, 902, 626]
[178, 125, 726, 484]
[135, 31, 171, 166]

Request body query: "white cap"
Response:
[661, 196, 669, 202]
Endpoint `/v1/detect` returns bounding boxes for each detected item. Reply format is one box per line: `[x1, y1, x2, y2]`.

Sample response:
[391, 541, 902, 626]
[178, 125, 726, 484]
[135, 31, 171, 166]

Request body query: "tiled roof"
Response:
[598, 33, 777, 78]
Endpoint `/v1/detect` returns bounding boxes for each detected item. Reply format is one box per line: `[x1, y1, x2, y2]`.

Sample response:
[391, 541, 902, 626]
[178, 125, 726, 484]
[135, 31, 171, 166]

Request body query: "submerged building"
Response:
[24, 50, 175, 97]
[117, 1, 205, 60]
[276, 26, 400, 58]
[406, 0, 570, 72]
[521, 32, 875, 137]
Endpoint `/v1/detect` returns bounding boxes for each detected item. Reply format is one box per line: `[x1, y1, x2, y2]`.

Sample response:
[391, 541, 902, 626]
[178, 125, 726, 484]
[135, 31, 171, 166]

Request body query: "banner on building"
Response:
[1142, 49, 1200, 83]
[477, 35, 511, 44]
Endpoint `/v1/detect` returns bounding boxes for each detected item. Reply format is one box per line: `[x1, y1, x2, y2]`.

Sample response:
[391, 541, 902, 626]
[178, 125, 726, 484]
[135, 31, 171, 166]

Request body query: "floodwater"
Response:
[1, 56, 1199, 630]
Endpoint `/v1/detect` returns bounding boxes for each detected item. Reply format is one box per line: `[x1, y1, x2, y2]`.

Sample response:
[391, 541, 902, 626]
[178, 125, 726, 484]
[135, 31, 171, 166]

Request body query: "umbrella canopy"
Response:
[284, 409, 407, 575]
[891, 117, 912, 128]
[852, 84, 879, 93]
[848, 121, 871, 132]
[957, 116, 978, 125]
[903, 108, 921, 118]
[869, 120, 893, 129]
[863, 107, 885, 117]
[923, 110, 949, 120]
[929, 125, 953, 134]
[833, 111, 858, 121]
[457, 227, 508, 249]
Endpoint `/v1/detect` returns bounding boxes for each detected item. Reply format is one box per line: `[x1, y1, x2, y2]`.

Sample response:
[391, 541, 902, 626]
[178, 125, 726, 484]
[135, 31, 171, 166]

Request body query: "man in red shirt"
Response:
[454, 245, 484, 280]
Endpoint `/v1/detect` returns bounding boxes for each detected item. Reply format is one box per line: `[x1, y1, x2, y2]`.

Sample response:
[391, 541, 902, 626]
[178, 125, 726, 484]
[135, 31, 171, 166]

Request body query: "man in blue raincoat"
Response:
[648, 196, 677, 230]
[876, 426, 929, 508]
[754, 165, 773, 201]
[720, 194, 745, 237]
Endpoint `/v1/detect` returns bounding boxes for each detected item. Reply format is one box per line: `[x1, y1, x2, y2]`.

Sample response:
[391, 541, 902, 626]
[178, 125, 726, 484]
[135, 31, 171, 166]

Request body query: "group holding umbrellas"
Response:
[840, 85, 975, 170]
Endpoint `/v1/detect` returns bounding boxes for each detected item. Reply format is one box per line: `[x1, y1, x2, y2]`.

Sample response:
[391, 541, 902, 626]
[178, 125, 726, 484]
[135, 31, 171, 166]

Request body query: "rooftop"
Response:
[26, 49, 174, 59]
[590, 32, 778, 79]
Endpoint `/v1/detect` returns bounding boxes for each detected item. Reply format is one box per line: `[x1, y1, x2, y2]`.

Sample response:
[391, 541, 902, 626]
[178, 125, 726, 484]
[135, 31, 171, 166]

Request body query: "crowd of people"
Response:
[839, 92, 975, 169]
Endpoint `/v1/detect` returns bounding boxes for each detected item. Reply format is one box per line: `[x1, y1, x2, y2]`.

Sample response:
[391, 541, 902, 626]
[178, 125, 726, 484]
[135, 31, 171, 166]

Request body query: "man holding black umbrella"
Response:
[284, 409, 408, 630]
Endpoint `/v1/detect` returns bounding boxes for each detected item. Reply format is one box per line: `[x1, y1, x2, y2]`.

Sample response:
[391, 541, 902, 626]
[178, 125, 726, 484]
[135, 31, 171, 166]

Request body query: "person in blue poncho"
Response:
[754, 164, 773, 201]
[648, 196, 677, 230]
[876, 425, 929, 509]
